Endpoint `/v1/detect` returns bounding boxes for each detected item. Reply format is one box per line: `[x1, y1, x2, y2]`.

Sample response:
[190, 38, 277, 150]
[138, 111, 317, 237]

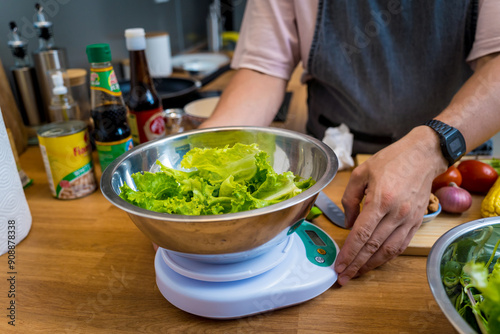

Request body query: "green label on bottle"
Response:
[95, 136, 134, 171]
[90, 66, 122, 96]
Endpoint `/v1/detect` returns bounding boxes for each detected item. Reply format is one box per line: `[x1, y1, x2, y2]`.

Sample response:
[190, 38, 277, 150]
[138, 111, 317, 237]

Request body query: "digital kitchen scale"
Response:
[155, 221, 339, 319]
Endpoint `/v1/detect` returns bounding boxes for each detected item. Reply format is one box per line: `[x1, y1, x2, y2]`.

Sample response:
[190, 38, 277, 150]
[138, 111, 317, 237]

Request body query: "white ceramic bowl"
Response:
[171, 53, 230, 75]
[184, 96, 220, 125]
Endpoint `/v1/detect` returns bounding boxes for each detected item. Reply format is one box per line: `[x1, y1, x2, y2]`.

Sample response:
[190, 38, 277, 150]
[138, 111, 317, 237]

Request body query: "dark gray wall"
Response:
[0, 0, 215, 73]
[226, 0, 246, 31]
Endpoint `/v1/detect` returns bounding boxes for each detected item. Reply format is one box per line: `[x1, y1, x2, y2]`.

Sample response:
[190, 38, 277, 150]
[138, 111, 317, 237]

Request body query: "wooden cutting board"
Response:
[316, 154, 486, 256]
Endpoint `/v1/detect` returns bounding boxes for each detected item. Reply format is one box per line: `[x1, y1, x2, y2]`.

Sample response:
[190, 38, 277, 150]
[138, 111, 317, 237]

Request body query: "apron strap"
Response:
[464, 0, 478, 54]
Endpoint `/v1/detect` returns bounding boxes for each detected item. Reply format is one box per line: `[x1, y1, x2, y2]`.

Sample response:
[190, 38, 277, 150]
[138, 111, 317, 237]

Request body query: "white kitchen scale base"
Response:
[155, 221, 339, 319]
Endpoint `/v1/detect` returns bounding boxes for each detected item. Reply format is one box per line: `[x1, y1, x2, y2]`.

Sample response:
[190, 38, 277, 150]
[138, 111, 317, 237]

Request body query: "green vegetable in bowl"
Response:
[464, 255, 500, 334]
[119, 143, 315, 215]
[442, 226, 500, 334]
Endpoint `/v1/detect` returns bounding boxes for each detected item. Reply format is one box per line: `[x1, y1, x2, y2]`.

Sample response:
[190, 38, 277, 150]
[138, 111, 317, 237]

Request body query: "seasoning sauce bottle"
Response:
[124, 28, 165, 145]
[86, 43, 133, 171]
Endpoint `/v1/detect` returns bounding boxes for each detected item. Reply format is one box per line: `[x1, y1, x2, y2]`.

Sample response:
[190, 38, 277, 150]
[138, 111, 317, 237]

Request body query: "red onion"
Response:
[435, 182, 472, 213]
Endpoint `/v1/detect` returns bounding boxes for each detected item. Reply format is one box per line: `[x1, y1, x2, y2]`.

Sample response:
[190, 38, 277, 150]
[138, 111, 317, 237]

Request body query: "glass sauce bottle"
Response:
[125, 28, 166, 145]
[86, 43, 133, 171]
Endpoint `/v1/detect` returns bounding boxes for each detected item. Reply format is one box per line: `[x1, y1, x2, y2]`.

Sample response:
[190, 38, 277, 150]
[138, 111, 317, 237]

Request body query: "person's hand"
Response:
[334, 126, 448, 285]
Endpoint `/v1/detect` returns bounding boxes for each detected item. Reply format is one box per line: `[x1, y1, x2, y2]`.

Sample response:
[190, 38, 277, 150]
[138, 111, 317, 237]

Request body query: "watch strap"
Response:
[424, 119, 466, 166]
[425, 119, 455, 137]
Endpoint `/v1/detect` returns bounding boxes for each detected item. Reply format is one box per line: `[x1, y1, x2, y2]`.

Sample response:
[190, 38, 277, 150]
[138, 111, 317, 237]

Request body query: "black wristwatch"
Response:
[424, 119, 466, 166]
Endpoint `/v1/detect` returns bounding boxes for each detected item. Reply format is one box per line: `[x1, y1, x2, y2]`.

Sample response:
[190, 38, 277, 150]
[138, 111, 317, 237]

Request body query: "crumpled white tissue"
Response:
[322, 124, 355, 171]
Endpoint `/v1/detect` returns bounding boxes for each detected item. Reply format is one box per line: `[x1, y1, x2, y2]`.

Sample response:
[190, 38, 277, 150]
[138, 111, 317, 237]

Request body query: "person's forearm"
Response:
[199, 68, 287, 129]
[436, 52, 500, 152]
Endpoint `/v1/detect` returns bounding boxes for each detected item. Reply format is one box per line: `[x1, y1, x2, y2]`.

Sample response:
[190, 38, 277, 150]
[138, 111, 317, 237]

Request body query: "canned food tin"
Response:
[37, 120, 97, 199]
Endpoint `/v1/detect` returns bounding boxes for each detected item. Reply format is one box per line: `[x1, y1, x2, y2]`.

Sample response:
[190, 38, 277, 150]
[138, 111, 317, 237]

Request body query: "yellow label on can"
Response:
[37, 125, 97, 199]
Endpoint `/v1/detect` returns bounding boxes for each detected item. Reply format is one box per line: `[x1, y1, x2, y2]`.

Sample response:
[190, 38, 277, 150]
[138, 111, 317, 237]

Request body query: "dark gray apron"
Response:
[306, 0, 477, 154]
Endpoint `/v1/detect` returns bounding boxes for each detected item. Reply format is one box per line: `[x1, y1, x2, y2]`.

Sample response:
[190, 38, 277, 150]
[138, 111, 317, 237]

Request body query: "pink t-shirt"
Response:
[232, 0, 500, 80]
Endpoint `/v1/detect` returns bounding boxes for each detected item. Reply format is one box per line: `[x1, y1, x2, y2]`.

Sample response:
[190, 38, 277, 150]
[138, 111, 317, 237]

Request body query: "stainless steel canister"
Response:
[11, 66, 44, 125]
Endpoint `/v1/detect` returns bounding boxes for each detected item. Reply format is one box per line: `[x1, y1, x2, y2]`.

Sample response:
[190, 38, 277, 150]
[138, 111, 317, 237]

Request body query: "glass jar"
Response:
[67, 68, 91, 126]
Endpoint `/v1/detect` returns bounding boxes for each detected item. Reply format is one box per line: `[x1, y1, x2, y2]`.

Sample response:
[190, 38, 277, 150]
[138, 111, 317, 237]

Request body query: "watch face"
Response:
[449, 137, 463, 153]
[446, 132, 465, 159]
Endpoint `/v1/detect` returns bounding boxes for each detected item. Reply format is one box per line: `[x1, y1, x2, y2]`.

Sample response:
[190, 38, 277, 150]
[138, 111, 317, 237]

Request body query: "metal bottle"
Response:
[8, 21, 44, 126]
[31, 3, 68, 122]
[207, 1, 223, 52]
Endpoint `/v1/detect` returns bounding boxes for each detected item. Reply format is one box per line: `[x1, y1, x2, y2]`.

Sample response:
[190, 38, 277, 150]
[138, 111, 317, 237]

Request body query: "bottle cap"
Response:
[125, 28, 146, 51]
[86, 43, 112, 63]
[51, 72, 67, 95]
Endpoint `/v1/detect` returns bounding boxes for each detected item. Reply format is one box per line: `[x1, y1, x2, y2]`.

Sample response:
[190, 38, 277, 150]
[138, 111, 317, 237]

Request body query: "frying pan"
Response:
[120, 77, 201, 109]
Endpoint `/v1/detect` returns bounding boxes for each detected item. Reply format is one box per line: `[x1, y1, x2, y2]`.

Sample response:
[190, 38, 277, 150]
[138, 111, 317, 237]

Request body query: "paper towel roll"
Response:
[0, 108, 32, 255]
[145, 32, 172, 78]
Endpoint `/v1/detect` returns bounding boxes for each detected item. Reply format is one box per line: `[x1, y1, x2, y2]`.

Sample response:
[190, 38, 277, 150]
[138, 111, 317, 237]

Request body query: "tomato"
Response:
[432, 166, 462, 192]
[457, 160, 499, 194]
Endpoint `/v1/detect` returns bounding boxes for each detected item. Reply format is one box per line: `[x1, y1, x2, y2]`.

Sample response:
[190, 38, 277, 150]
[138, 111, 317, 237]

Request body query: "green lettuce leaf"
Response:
[180, 143, 261, 183]
[464, 258, 500, 333]
[119, 143, 316, 215]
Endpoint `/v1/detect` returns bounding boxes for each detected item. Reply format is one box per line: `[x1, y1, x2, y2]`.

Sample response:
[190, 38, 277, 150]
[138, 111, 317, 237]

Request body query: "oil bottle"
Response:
[48, 70, 80, 122]
[32, 3, 68, 122]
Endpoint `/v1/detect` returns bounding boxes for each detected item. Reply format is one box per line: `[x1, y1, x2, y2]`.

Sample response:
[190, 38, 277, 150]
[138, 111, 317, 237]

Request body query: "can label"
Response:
[38, 125, 97, 199]
[128, 107, 165, 144]
[95, 136, 134, 171]
[90, 66, 121, 96]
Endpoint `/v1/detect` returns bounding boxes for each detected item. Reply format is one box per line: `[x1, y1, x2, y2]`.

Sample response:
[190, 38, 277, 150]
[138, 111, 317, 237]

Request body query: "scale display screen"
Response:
[305, 230, 326, 247]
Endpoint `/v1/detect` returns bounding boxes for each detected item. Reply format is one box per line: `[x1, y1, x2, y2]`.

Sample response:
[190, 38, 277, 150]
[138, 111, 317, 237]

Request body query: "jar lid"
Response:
[146, 31, 169, 38]
[86, 43, 112, 63]
[67, 68, 87, 86]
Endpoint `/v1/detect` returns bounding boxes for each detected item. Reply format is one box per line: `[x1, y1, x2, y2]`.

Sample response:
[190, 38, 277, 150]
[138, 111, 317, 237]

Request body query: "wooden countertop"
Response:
[0, 67, 458, 333]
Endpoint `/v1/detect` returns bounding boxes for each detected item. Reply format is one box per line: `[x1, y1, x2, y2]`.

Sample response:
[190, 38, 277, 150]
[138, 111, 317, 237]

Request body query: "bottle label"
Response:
[95, 136, 134, 171]
[128, 107, 166, 144]
[90, 66, 122, 96]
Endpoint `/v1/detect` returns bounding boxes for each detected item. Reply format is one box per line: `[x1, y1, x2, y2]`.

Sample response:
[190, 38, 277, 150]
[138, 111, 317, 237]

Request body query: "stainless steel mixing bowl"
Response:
[427, 217, 500, 334]
[101, 127, 338, 254]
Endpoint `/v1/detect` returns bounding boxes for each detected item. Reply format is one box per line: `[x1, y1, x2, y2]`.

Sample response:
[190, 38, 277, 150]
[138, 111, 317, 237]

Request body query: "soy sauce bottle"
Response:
[86, 43, 133, 171]
[125, 28, 165, 145]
